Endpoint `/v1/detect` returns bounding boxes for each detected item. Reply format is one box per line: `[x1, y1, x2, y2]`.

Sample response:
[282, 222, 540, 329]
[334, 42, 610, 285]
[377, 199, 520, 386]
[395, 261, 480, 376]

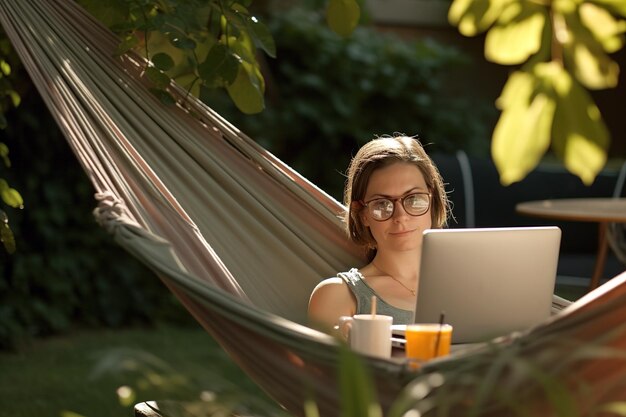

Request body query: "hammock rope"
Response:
[2, 1, 626, 416]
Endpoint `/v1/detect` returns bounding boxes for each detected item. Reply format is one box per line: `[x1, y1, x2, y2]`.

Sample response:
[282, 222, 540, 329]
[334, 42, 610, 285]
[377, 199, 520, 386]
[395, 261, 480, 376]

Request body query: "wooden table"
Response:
[516, 198, 626, 291]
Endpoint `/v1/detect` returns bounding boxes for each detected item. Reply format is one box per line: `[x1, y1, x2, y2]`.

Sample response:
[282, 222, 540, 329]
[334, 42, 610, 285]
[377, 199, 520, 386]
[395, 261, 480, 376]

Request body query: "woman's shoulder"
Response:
[310, 269, 362, 302]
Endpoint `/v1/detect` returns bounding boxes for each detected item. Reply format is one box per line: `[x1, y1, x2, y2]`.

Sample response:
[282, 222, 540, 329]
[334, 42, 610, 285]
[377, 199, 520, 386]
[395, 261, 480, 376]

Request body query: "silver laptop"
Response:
[412, 226, 561, 344]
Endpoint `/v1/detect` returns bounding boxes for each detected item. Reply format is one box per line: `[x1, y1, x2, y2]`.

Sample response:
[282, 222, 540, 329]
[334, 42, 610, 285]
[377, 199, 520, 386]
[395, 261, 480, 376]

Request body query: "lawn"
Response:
[0, 324, 284, 417]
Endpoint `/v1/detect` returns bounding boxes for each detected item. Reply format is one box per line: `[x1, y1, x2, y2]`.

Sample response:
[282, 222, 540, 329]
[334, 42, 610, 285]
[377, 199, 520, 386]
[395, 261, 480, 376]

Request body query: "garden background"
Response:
[1, 1, 625, 416]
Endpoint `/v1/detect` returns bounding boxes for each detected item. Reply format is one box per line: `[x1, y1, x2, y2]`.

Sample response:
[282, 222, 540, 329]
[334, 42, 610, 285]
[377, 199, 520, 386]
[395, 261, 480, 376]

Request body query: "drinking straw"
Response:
[371, 295, 377, 317]
[434, 311, 445, 355]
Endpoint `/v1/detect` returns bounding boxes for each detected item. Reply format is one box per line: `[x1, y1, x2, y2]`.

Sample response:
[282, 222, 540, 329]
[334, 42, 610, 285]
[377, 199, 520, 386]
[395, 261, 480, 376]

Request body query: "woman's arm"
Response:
[308, 277, 356, 333]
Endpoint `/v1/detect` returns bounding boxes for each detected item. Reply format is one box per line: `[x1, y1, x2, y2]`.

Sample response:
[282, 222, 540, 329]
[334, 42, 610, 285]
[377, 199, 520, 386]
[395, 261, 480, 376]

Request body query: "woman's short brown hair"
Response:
[344, 135, 449, 260]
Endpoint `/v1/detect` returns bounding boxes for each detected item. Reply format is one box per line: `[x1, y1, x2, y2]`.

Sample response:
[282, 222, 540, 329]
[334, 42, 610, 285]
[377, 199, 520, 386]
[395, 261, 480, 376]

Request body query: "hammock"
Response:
[1, 1, 626, 416]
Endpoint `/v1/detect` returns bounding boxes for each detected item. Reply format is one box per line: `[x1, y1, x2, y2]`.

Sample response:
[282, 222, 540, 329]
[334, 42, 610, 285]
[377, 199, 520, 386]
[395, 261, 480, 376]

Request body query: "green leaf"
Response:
[562, 10, 620, 89]
[226, 64, 264, 114]
[0, 60, 10, 76]
[0, 211, 16, 254]
[9, 90, 20, 108]
[223, 7, 277, 58]
[485, 4, 546, 65]
[151, 53, 175, 71]
[449, 0, 510, 36]
[0, 142, 10, 167]
[198, 44, 239, 87]
[1, 185, 24, 209]
[338, 344, 382, 417]
[0, 112, 6, 130]
[114, 33, 140, 56]
[552, 71, 609, 185]
[492, 67, 557, 185]
[225, 33, 257, 66]
[168, 34, 197, 50]
[145, 67, 171, 89]
[589, 0, 626, 17]
[243, 16, 277, 58]
[326, 0, 360, 38]
[580, 3, 626, 54]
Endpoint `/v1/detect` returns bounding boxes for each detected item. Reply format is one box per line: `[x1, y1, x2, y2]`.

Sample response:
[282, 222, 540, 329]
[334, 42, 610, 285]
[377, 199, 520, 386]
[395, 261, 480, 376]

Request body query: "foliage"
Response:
[77, 0, 276, 115]
[326, 0, 361, 38]
[0, 30, 24, 254]
[449, 0, 626, 185]
[0, 92, 190, 350]
[207, 8, 494, 199]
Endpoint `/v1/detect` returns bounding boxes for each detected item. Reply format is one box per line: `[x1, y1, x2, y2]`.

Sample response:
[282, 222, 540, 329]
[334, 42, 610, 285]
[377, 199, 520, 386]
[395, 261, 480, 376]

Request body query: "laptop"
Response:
[393, 226, 561, 346]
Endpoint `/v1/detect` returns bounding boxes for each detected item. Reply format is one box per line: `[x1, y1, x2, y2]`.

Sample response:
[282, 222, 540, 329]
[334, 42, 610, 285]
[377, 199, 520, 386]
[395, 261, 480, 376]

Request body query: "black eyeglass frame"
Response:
[360, 192, 432, 222]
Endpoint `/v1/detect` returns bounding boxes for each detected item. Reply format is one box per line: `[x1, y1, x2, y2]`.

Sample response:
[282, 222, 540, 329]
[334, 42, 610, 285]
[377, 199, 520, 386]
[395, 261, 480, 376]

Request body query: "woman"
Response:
[308, 135, 449, 332]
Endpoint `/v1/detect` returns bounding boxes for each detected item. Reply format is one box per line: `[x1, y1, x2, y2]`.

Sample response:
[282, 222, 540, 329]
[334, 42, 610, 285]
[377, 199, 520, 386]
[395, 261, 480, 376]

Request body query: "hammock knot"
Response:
[93, 192, 136, 233]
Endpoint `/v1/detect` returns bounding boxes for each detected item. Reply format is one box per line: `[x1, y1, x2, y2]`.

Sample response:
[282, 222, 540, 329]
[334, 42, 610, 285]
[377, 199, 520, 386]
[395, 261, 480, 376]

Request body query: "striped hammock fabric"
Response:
[2, 1, 626, 416]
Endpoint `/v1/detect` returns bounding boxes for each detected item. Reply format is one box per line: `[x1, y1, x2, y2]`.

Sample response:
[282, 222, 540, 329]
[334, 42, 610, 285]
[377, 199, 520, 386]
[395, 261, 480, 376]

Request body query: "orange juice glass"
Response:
[405, 324, 453, 361]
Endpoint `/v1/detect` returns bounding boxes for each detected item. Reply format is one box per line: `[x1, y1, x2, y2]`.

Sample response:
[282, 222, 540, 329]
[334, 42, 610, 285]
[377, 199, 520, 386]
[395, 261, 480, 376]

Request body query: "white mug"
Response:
[338, 314, 393, 358]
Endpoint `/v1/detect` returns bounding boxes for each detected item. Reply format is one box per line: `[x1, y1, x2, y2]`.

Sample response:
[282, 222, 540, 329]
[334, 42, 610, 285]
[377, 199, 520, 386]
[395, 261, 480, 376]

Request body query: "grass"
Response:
[0, 323, 281, 417]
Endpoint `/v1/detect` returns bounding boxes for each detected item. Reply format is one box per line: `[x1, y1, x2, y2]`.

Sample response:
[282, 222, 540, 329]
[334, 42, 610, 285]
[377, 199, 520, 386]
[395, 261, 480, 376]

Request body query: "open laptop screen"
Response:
[414, 227, 561, 344]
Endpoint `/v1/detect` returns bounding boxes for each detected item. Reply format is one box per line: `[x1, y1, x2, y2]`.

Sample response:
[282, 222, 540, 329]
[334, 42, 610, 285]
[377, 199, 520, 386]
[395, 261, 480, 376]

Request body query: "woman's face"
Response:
[361, 162, 432, 254]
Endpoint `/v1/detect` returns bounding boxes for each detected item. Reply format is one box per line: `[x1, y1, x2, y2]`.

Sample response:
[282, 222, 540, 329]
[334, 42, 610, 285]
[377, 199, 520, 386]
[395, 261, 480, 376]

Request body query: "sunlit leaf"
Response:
[224, 6, 277, 58]
[561, 8, 621, 89]
[151, 53, 175, 71]
[492, 67, 556, 185]
[9, 90, 20, 107]
[601, 402, 626, 416]
[485, 4, 546, 64]
[144, 31, 208, 79]
[303, 398, 320, 417]
[198, 44, 239, 87]
[222, 33, 257, 66]
[449, 0, 510, 36]
[338, 344, 382, 417]
[590, 0, 626, 17]
[145, 67, 171, 89]
[580, 3, 626, 53]
[243, 16, 276, 58]
[553, 0, 577, 14]
[1, 186, 24, 209]
[326, 0, 360, 38]
[552, 71, 609, 184]
[0, 60, 10, 76]
[226, 64, 264, 114]
[495, 69, 533, 109]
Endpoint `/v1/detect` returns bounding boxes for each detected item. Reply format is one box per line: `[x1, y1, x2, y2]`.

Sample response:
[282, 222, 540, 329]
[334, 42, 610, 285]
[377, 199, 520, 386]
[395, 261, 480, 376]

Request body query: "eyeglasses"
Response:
[360, 192, 431, 221]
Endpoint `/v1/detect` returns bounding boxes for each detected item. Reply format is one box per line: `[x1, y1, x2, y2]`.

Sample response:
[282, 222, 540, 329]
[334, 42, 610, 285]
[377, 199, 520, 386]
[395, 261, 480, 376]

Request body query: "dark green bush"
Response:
[0, 91, 190, 350]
